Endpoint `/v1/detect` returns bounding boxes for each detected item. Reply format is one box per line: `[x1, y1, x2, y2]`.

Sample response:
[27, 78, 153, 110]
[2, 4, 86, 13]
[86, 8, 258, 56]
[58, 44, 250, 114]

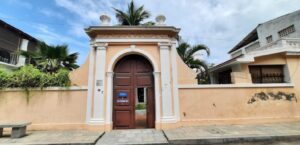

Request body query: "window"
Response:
[137, 88, 146, 103]
[278, 25, 296, 38]
[249, 65, 284, 83]
[218, 69, 232, 84]
[266, 35, 273, 43]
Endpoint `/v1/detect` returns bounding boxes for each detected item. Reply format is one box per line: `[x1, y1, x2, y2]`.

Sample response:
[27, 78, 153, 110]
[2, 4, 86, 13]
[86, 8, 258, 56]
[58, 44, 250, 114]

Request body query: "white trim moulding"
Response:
[178, 83, 294, 89]
[0, 86, 88, 92]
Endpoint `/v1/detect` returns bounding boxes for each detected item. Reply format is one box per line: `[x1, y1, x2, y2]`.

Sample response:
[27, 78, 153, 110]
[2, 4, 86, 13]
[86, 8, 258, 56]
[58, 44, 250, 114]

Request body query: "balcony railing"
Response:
[0, 51, 18, 65]
[231, 40, 260, 58]
[231, 38, 300, 57]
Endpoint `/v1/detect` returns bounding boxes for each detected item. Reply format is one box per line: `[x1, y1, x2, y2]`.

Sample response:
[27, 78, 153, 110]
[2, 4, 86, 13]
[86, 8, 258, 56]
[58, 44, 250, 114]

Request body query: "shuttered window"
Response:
[278, 25, 295, 38]
[249, 65, 284, 83]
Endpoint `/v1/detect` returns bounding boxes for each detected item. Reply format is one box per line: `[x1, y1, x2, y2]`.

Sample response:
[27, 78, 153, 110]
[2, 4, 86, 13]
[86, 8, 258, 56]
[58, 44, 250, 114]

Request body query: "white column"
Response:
[154, 72, 161, 123]
[171, 41, 180, 121]
[91, 42, 107, 124]
[86, 42, 96, 123]
[105, 71, 114, 125]
[17, 39, 29, 66]
[159, 42, 176, 122]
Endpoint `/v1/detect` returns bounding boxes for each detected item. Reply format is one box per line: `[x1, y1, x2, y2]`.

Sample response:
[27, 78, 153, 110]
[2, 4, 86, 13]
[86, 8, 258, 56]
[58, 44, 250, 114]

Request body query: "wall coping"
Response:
[178, 83, 294, 89]
[0, 86, 88, 92]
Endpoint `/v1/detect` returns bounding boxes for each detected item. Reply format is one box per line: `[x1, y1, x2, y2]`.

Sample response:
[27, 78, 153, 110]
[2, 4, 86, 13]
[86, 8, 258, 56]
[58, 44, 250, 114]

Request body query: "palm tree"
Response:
[114, 0, 151, 25]
[176, 42, 210, 84]
[21, 42, 79, 73]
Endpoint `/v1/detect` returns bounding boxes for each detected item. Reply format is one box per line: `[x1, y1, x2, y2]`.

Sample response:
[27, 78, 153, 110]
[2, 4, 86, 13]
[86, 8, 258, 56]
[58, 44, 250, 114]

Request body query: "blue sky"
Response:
[1, 0, 300, 65]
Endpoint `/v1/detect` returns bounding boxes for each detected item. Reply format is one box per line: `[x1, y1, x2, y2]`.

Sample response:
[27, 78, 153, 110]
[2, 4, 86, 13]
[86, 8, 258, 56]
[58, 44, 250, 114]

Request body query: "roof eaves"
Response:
[0, 19, 39, 43]
[209, 54, 243, 72]
[228, 27, 258, 54]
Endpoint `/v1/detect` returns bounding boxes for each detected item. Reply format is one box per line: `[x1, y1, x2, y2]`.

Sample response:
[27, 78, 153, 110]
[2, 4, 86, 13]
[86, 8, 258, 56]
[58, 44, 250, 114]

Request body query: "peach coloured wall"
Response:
[178, 54, 300, 126]
[252, 53, 287, 65]
[179, 86, 300, 125]
[230, 71, 252, 84]
[176, 54, 197, 85]
[69, 55, 90, 86]
[0, 88, 87, 130]
[286, 56, 300, 89]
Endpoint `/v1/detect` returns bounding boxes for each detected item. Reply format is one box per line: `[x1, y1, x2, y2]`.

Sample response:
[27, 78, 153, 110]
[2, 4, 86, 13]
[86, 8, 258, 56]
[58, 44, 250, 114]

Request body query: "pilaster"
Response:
[91, 42, 108, 124]
[159, 42, 176, 123]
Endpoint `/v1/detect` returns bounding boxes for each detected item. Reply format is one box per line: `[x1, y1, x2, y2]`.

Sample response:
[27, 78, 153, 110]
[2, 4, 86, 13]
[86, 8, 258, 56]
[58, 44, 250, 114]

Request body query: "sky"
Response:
[1, 0, 300, 65]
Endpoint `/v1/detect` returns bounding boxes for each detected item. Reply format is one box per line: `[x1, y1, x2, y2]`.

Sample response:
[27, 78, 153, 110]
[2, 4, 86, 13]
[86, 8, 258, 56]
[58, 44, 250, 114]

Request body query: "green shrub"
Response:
[10, 65, 43, 88]
[41, 69, 70, 87]
[0, 69, 11, 89]
[135, 103, 146, 110]
[0, 65, 71, 89]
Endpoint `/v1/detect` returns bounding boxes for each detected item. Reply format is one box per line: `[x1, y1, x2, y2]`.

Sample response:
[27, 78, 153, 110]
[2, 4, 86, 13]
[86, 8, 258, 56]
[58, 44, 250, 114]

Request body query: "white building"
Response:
[210, 10, 300, 84]
[0, 20, 38, 70]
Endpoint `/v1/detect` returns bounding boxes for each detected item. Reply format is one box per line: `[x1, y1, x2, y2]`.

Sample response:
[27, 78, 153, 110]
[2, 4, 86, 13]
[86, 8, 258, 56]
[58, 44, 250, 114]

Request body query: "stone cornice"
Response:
[96, 34, 169, 39]
[85, 26, 180, 38]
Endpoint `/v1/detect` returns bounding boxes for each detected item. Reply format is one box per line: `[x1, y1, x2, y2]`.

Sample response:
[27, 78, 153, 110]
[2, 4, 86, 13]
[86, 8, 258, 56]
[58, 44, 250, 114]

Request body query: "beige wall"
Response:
[0, 88, 88, 130]
[69, 56, 90, 86]
[177, 54, 198, 85]
[179, 86, 300, 126]
[178, 54, 300, 126]
[3, 41, 296, 131]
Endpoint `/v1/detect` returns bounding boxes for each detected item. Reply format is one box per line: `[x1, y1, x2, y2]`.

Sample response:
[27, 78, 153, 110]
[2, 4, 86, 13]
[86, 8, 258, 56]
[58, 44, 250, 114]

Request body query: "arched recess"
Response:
[105, 47, 161, 128]
[107, 48, 159, 72]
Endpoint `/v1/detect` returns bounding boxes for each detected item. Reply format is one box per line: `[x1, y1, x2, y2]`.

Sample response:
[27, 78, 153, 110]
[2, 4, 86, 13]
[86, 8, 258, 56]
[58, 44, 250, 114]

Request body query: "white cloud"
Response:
[40, 9, 64, 19]
[53, 0, 300, 64]
[54, 0, 132, 39]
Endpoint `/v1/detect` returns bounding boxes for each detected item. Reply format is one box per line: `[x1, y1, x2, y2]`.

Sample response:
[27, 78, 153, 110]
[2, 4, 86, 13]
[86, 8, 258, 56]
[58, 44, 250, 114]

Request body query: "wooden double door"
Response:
[113, 54, 155, 129]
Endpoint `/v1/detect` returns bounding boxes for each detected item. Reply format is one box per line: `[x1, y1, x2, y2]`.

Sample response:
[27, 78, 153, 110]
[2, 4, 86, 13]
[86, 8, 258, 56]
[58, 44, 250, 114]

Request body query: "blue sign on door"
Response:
[118, 92, 128, 98]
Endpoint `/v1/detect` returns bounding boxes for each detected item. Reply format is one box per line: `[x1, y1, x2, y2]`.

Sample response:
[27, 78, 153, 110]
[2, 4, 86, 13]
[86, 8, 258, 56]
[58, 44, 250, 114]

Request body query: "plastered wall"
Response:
[0, 89, 88, 130]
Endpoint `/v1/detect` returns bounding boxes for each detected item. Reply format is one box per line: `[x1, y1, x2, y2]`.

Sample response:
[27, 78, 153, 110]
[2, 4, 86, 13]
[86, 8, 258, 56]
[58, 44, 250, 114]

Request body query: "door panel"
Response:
[146, 87, 155, 128]
[114, 110, 132, 128]
[113, 55, 155, 129]
[136, 76, 152, 86]
[115, 76, 131, 86]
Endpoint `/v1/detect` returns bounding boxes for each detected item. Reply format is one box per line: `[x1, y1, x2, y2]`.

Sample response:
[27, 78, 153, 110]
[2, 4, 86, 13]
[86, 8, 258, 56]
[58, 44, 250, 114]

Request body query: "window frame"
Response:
[249, 65, 285, 84]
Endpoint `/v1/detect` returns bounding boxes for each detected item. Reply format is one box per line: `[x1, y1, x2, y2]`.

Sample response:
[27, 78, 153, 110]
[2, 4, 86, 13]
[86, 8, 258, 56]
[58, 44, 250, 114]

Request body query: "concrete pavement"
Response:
[1, 122, 300, 144]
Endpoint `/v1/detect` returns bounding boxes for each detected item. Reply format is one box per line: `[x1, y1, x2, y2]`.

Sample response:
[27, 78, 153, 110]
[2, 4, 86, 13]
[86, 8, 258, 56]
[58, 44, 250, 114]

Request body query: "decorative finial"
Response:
[155, 15, 166, 26]
[100, 14, 111, 26]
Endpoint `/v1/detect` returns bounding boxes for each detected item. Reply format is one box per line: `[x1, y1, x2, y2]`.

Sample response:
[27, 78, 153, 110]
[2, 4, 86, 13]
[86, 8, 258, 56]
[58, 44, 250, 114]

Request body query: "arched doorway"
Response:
[113, 54, 155, 129]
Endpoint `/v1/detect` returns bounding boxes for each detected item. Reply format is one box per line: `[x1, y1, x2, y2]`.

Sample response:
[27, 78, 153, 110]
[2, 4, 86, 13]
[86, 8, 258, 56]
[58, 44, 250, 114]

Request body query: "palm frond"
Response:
[176, 41, 211, 84]
[113, 0, 150, 25]
[186, 44, 210, 59]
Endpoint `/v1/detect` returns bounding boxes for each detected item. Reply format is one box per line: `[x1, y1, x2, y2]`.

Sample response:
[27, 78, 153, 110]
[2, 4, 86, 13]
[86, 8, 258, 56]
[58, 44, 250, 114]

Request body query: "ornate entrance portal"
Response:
[113, 54, 155, 129]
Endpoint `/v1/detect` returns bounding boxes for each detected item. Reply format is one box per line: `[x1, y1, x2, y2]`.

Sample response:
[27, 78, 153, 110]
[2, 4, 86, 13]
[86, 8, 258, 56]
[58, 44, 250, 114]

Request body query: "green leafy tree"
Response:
[176, 42, 210, 84]
[114, 0, 151, 25]
[21, 42, 79, 73]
